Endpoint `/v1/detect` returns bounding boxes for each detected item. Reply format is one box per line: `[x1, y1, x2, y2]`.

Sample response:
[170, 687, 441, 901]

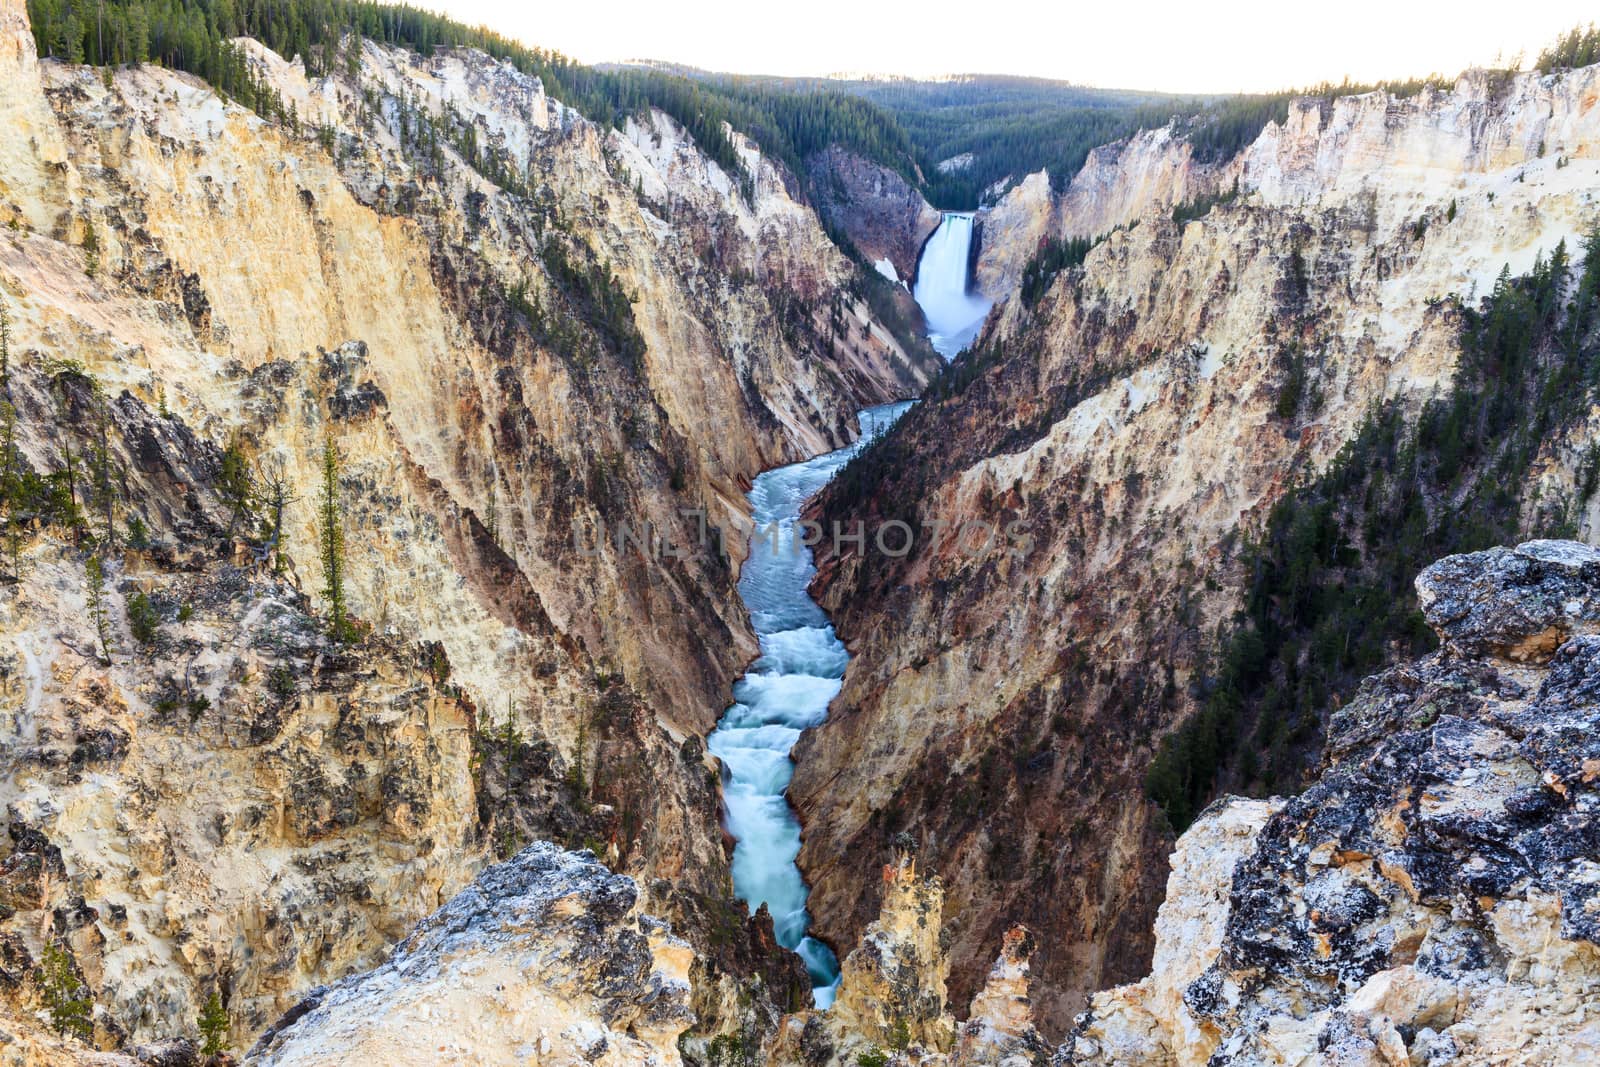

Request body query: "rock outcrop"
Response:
[768, 851, 1044, 1067]
[0, 0, 73, 231]
[43, 532, 1600, 1067]
[247, 843, 694, 1067]
[975, 65, 1598, 304]
[974, 128, 1236, 299]
[1065, 540, 1600, 1066]
[800, 63, 1600, 1035]
[241, 845, 1050, 1067]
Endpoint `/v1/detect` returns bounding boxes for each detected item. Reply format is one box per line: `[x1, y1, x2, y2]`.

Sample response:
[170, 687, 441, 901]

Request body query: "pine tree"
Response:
[259, 459, 299, 576]
[82, 219, 100, 278]
[0, 398, 21, 578]
[126, 590, 158, 646]
[85, 553, 113, 663]
[88, 403, 117, 549]
[484, 475, 498, 545]
[38, 941, 93, 1041]
[317, 435, 349, 640]
[217, 435, 254, 537]
[198, 990, 230, 1058]
[0, 295, 12, 397]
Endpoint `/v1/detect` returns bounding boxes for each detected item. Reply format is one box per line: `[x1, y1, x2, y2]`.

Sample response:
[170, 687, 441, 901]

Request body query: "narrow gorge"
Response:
[708, 400, 909, 1008]
[705, 204, 987, 1009]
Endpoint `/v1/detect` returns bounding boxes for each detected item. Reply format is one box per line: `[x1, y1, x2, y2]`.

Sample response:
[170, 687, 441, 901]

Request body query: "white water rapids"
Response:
[707, 401, 910, 1008]
[912, 211, 992, 359]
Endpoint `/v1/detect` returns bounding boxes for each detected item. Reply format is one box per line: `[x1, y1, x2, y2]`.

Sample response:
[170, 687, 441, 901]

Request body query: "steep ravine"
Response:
[708, 401, 910, 1008]
[704, 205, 989, 1014]
[243, 539, 1600, 1066]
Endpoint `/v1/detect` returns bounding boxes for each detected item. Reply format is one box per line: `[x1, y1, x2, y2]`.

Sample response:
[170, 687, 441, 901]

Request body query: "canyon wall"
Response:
[974, 128, 1238, 299]
[38, 537, 1589, 1067]
[800, 64, 1600, 1036]
[805, 145, 942, 284]
[0, 0, 934, 1054]
[976, 66, 1594, 302]
[974, 125, 1237, 299]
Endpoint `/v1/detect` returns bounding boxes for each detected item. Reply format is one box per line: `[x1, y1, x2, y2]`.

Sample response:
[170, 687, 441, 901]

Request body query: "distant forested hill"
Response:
[833, 76, 1181, 206]
[650, 68, 1185, 208]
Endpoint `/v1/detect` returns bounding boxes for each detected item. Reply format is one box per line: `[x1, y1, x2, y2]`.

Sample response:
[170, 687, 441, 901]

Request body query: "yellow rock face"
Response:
[0, 3, 933, 1055]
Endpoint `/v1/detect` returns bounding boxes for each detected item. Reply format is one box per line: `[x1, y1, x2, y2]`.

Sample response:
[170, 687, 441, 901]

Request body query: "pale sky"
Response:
[419, 0, 1594, 94]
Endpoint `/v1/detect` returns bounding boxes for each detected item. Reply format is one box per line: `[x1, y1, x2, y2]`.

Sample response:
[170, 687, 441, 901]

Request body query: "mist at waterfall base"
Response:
[913, 212, 992, 359]
[707, 401, 911, 1009]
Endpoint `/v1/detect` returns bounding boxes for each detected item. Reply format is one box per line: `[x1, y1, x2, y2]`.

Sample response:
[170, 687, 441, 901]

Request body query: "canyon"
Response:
[1, 0, 1599, 1064]
[166, 539, 1600, 1065]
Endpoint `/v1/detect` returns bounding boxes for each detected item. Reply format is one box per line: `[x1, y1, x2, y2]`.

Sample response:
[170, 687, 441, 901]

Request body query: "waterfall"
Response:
[913, 212, 992, 359]
[707, 401, 912, 1009]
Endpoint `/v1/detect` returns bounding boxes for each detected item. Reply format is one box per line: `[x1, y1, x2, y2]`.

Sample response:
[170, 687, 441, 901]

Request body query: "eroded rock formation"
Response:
[248, 844, 694, 1067]
[768, 850, 1044, 1067]
[806, 147, 942, 285]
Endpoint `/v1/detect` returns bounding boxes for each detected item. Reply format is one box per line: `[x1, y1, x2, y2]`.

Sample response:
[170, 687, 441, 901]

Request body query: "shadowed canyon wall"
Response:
[800, 64, 1600, 1035]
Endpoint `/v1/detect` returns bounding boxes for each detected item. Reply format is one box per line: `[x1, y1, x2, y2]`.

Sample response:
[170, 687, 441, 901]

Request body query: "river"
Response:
[706, 211, 980, 1007]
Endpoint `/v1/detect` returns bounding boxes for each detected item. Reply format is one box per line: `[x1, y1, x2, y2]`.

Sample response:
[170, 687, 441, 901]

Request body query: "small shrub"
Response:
[857, 1050, 889, 1067]
[706, 1032, 755, 1067]
[126, 591, 159, 646]
[38, 942, 92, 1041]
[198, 990, 230, 1058]
[267, 664, 298, 699]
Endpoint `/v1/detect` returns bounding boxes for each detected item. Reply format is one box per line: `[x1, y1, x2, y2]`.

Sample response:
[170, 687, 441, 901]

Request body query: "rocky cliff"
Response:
[805, 146, 942, 285]
[1066, 540, 1600, 1066]
[973, 126, 1237, 300]
[245, 535, 1600, 1066]
[800, 63, 1600, 1036]
[231, 844, 1044, 1067]
[0, 0, 935, 1056]
[34, 539, 1591, 1065]
[768, 852, 1047, 1067]
[975, 65, 1594, 302]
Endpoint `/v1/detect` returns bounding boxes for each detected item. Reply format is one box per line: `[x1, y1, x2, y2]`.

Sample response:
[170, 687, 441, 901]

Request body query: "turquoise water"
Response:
[707, 401, 911, 1008]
